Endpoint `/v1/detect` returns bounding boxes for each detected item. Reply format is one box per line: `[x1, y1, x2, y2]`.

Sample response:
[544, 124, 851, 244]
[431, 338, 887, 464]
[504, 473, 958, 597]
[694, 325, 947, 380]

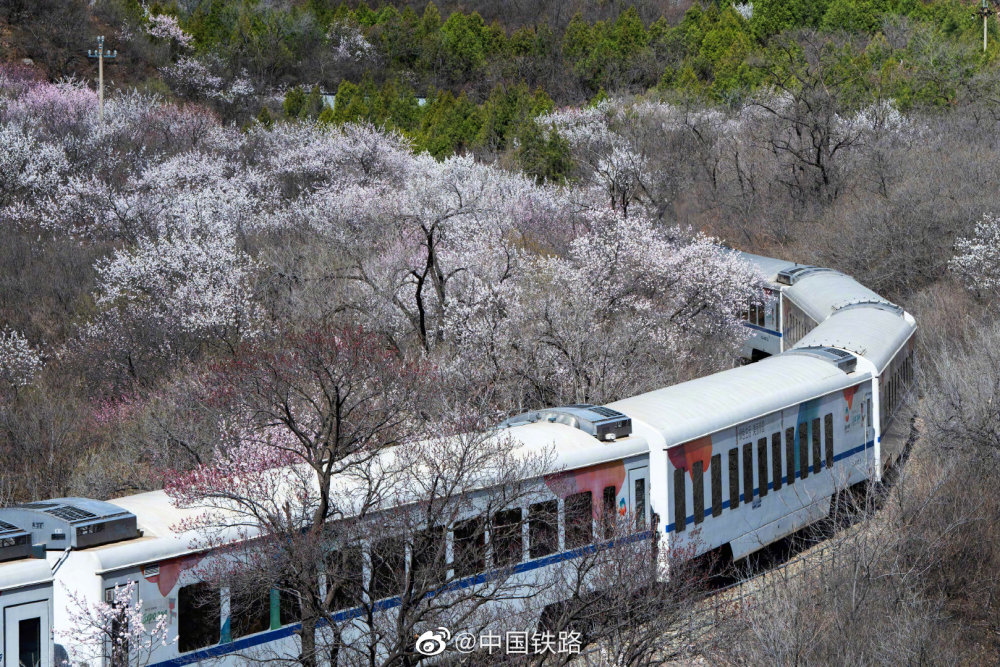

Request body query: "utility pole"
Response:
[976, 0, 1000, 53]
[87, 36, 117, 124]
[982, 0, 990, 52]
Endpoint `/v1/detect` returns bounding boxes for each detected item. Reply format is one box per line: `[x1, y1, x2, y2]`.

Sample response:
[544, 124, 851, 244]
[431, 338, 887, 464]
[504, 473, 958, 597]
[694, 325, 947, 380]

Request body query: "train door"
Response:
[627, 466, 650, 530]
[4, 600, 50, 667]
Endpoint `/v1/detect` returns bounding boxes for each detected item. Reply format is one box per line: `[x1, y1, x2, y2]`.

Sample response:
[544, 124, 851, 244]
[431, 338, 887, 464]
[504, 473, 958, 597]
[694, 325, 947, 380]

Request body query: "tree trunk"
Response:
[300, 617, 317, 667]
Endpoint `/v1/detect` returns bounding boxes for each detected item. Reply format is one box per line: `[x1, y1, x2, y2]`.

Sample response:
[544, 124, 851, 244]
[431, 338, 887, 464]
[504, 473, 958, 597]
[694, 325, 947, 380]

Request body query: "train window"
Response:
[824, 413, 834, 468]
[492, 509, 523, 566]
[453, 517, 486, 577]
[692, 461, 704, 525]
[370, 537, 405, 600]
[771, 432, 782, 491]
[757, 438, 768, 497]
[278, 582, 300, 626]
[326, 546, 363, 611]
[742, 443, 753, 504]
[867, 397, 873, 437]
[785, 428, 795, 484]
[413, 526, 446, 589]
[18, 617, 40, 667]
[529, 500, 559, 558]
[811, 418, 821, 474]
[231, 583, 270, 639]
[728, 449, 740, 509]
[711, 454, 722, 518]
[565, 492, 593, 548]
[799, 423, 809, 480]
[602, 486, 616, 538]
[178, 582, 220, 652]
[635, 478, 646, 527]
[104, 584, 131, 649]
[673, 467, 686, 532]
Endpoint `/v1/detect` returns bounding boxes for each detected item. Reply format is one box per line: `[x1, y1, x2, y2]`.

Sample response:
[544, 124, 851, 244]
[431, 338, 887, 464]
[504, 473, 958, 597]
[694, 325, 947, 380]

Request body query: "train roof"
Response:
[794, 304, 915, 374]
[0, 558, 52, 591]
[736, 252, 801, 283]
[784, 271, 893, 323]
[81, 422, 651, 574]
[608, 353, 861, 448]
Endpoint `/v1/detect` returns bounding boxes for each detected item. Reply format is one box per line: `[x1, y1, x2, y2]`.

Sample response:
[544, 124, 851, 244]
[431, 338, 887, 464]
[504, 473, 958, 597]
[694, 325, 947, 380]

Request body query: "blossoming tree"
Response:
[61, 580, 172, 667]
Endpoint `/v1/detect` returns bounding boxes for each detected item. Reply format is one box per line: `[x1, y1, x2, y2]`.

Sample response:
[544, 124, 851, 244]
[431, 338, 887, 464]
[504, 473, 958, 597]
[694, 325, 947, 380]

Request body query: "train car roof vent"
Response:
[787, 346, 857, 373]
[499, 404, 632, 442]
[776, 265, 835, 286]
[0, 498, 140, 550]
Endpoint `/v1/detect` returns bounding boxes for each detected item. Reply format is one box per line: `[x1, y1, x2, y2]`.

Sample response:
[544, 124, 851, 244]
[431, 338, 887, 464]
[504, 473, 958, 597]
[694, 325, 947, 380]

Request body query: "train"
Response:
[0, 252, 916, 666]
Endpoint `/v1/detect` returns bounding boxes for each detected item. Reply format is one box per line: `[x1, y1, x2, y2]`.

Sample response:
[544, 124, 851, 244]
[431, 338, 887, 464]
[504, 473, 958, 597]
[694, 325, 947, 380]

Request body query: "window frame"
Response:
[692, 461, 704, 525]
[728, 448, 740, 509]
[673, 467, 686, 532]
[771, 432, 782, 491]
[564, 491, 594, 549]
[491, 508, 523, 567]
[798, 422, 809, 480]
[711, 454, 722, 518]
[824, 413, 834, 468]
[178, 582, 220, 653]
[742, 442, 753, 504]
[528, 500, 559, 559]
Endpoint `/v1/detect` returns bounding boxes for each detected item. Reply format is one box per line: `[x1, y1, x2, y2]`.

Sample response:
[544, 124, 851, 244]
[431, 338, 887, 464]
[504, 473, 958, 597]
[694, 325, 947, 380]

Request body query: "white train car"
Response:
[611, 347, 877, 560]
[0, 522, 54, 667]
[0, 252, 916, 665]
[41, 424, 655, 666]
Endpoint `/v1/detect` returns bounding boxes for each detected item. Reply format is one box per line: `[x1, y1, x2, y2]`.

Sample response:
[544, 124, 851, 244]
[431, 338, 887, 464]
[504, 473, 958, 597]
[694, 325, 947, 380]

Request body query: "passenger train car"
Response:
[0, 253, 916, 666]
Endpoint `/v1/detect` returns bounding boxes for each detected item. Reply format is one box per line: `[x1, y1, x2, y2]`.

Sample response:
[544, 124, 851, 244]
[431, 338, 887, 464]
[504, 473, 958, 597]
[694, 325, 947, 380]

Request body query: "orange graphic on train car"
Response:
[544, 459, 627, 516]
[143, 553, 206, 597]
[843, 384, 860, 422]
[668, 436, 713, 478]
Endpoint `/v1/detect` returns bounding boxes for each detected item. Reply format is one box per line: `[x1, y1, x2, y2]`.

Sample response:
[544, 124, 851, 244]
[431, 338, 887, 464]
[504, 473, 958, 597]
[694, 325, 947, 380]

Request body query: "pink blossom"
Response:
[61, 580, 173, 666]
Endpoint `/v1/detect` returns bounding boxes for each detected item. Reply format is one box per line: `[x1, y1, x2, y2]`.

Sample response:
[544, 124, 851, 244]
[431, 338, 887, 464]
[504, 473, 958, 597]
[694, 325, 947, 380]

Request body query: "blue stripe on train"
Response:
[149, 532, 653, 666]
[663, 439, 875, 533]
[742, 322, 782, 337]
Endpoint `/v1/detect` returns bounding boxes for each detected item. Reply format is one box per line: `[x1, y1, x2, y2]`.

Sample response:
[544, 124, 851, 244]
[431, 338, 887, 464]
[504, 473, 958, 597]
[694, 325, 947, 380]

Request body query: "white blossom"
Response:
[160, 56, 224, 100]
[0, 123, 68, 208]
[143, 5, 193, 49]
[734, 2, 754, 20]
[328, 21, 377, 64]
[93, 233, 262, 342]
[539, 102, 649, 214]
[951, 213, 1000, 297]
[0, 329, 42, 389]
